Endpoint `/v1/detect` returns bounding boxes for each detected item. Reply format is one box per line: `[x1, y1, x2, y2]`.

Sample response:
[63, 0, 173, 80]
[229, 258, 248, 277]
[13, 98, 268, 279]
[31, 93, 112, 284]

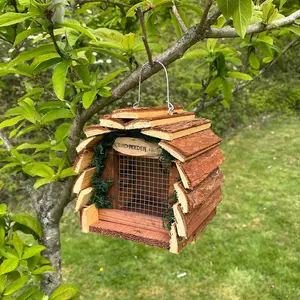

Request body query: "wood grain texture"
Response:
[125, 112, 195, 130]
[75, 187, 94, 211]
[174, 167, 224, 213]
[111, 105, 184, 119]
[169, 209, 216, 253]
[176, 147, 224, 190]
[102, 151, 118, 208]
[173, 187, 221, 238]
[81, 204, 98, 233]
[89, 215, 170, 249]
[76, 136, 103, 153]
[83, 125, 113, 137]
[159, 129, 221, 162]
[72, 167, 96, 194]
[98, 209, 166, 233]
[141, 118, 211, 141]
[73, 149, 94, 174]
[99, 114, 126, 129]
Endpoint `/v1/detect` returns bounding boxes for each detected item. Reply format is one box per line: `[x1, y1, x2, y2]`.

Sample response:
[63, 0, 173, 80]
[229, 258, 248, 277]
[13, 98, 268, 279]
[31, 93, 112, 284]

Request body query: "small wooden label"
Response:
[113, 137, 161, 157]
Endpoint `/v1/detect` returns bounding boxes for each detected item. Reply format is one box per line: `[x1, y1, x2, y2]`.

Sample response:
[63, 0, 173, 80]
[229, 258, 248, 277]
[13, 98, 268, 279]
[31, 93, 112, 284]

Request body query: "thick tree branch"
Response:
[171, 1, 187, 33]
[206, 10, 300, 38]
[137, 7, 153, 67]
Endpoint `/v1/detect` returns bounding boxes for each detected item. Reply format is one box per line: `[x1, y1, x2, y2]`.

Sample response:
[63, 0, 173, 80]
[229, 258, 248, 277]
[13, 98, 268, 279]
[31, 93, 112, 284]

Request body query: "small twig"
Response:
[196, 0, 213, 35]
[137, 7, 153, 67]
[171, 1, 187, 33]
[0, 130, 12, 150]
[49, 23, 65, 58]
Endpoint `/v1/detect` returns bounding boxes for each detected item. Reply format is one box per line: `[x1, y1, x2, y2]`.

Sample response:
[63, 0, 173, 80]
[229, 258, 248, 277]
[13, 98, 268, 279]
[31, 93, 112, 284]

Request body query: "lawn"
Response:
[60, 118, 300, 300]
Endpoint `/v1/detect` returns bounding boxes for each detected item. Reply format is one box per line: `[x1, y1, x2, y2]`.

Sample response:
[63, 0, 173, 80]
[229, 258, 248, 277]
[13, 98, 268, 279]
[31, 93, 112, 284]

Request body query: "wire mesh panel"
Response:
[118, 155, 170, 217]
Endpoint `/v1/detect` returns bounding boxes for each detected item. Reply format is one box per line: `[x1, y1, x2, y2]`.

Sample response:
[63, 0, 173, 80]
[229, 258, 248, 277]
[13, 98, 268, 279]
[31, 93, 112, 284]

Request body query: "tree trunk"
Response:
[28, 178, 75, 294]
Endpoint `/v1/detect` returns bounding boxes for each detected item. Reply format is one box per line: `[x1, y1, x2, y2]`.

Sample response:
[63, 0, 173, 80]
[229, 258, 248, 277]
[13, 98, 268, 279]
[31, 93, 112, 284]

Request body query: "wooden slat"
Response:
[83, 125, 113, 137]
[111, 105, 184, 119]
[89, 219, 170, 249]
[75, 187, 94, 211]
[72, 167, 96, 194]
[76, 136, 102, 153]
[159, 129, 221, 162]
[73, 149, 94, 174]
[173, 187, 221, 238]
[81, 204, 98, 233]
[99, 115, 126, 129]
[142, 119, 211, 141]
[125, 112, 195, 130]
[169, 209, 216, 254]
[98, 209, 166, 233]
[176, 147, 224, 190]
[174, 167, 224, 213]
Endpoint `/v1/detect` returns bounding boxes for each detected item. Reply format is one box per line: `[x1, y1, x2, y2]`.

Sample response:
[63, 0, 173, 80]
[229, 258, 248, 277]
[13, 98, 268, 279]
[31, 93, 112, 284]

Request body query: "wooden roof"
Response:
[73, 106, 225, 253]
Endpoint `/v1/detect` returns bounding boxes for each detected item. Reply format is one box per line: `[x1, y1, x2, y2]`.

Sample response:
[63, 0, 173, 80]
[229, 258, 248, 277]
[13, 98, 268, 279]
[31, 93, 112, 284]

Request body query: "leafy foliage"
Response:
[0, 204, 79, 299]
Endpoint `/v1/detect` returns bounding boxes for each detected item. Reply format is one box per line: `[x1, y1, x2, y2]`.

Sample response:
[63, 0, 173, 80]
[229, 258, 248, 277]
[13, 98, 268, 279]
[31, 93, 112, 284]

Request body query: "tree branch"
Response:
[171, 1, 187, 33]
[137, 7, 153, 67]
[205, 9, 300, 38]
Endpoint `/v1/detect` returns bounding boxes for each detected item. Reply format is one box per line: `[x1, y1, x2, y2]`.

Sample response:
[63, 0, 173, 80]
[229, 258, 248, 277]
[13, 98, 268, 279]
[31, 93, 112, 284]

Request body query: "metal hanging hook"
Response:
[133, 60, 174, 115]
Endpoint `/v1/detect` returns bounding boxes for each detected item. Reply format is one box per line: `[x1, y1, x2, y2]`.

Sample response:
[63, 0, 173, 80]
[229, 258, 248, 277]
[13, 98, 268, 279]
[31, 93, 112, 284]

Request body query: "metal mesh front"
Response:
[118, 155, 170, 217]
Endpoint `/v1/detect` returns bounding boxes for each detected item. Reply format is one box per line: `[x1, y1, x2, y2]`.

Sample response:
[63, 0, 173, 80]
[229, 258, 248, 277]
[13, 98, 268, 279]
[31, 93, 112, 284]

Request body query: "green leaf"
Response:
[33, 178, 55, 189]
[74, 64, 90, 85]
[82, 90, 98, 109]
[222, 78, 232, 101]
[0, 12, 35, 27]
[186, 98, 201, 111]
[34, 57, 63, 74]
[221, 99, 230, 108]
[15, 287, 38, 300]
[55, 123, 71, 142]
[9, 44, 56, 67]
[12, 232, 24, 259]
[216, 0, 236, 19]
[232, 0, 252, 38]
[22, 245, 45, 259]
[0, 275, 6, 294]
[3, 275, 28, 296]
[98, 87, 111, 97]
[52, 60, 71, 100]
[63, 19, 96, 41]
[23, 163, 54, 178]
[50, 284, 79, 300]
[227, 71, 252, 80]
[11, 214, 42, 237]
[14, 28, 42, 46]
[249, 52, 260, 69]
[0, 258, 19, 275]
[32, 265, 55, 275]
[122, 33, 135, 50]
[205, 77, 223, 94]
[0, 116, 24, 129]
[16, 143, 51, 151]
[0, 204, 7, 216]
[59, 168, 76, 179]
[42, 108, 74, 123]
[96, 68, 127, 89]
[263, 56, 273, 63]
[279, 0, 287, 9]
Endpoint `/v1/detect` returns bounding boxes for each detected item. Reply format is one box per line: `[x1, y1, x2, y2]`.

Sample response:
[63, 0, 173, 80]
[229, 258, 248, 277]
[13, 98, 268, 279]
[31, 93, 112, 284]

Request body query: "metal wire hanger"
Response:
[133, 60, 175, 115]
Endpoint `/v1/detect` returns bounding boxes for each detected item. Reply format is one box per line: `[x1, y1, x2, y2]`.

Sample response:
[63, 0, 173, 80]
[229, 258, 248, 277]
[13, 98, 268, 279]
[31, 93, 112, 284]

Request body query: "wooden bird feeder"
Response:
[73, 105, 224, 253]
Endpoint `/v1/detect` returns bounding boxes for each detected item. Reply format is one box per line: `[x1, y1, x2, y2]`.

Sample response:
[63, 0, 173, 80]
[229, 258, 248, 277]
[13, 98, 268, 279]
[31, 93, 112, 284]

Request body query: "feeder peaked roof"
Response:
[73, 106, 225, 253]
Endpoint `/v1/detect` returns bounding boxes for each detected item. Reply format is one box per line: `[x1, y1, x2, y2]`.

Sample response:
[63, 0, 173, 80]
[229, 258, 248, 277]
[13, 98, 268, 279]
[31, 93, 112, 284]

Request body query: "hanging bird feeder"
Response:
[72, 63, 225, 253]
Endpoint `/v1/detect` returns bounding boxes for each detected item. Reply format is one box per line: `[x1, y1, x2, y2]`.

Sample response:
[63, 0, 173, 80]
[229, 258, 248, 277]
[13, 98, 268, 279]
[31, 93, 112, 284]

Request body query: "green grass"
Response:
[61, 118, 300, 300]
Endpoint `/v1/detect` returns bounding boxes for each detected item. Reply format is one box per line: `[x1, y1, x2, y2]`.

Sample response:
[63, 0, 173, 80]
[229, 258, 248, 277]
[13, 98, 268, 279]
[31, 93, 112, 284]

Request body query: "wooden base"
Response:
[87, 209, 170, 249]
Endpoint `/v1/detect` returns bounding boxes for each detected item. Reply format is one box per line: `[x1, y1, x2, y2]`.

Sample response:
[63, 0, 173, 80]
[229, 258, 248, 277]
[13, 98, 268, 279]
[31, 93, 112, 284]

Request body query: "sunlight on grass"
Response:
[61, 118, 300, 300]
